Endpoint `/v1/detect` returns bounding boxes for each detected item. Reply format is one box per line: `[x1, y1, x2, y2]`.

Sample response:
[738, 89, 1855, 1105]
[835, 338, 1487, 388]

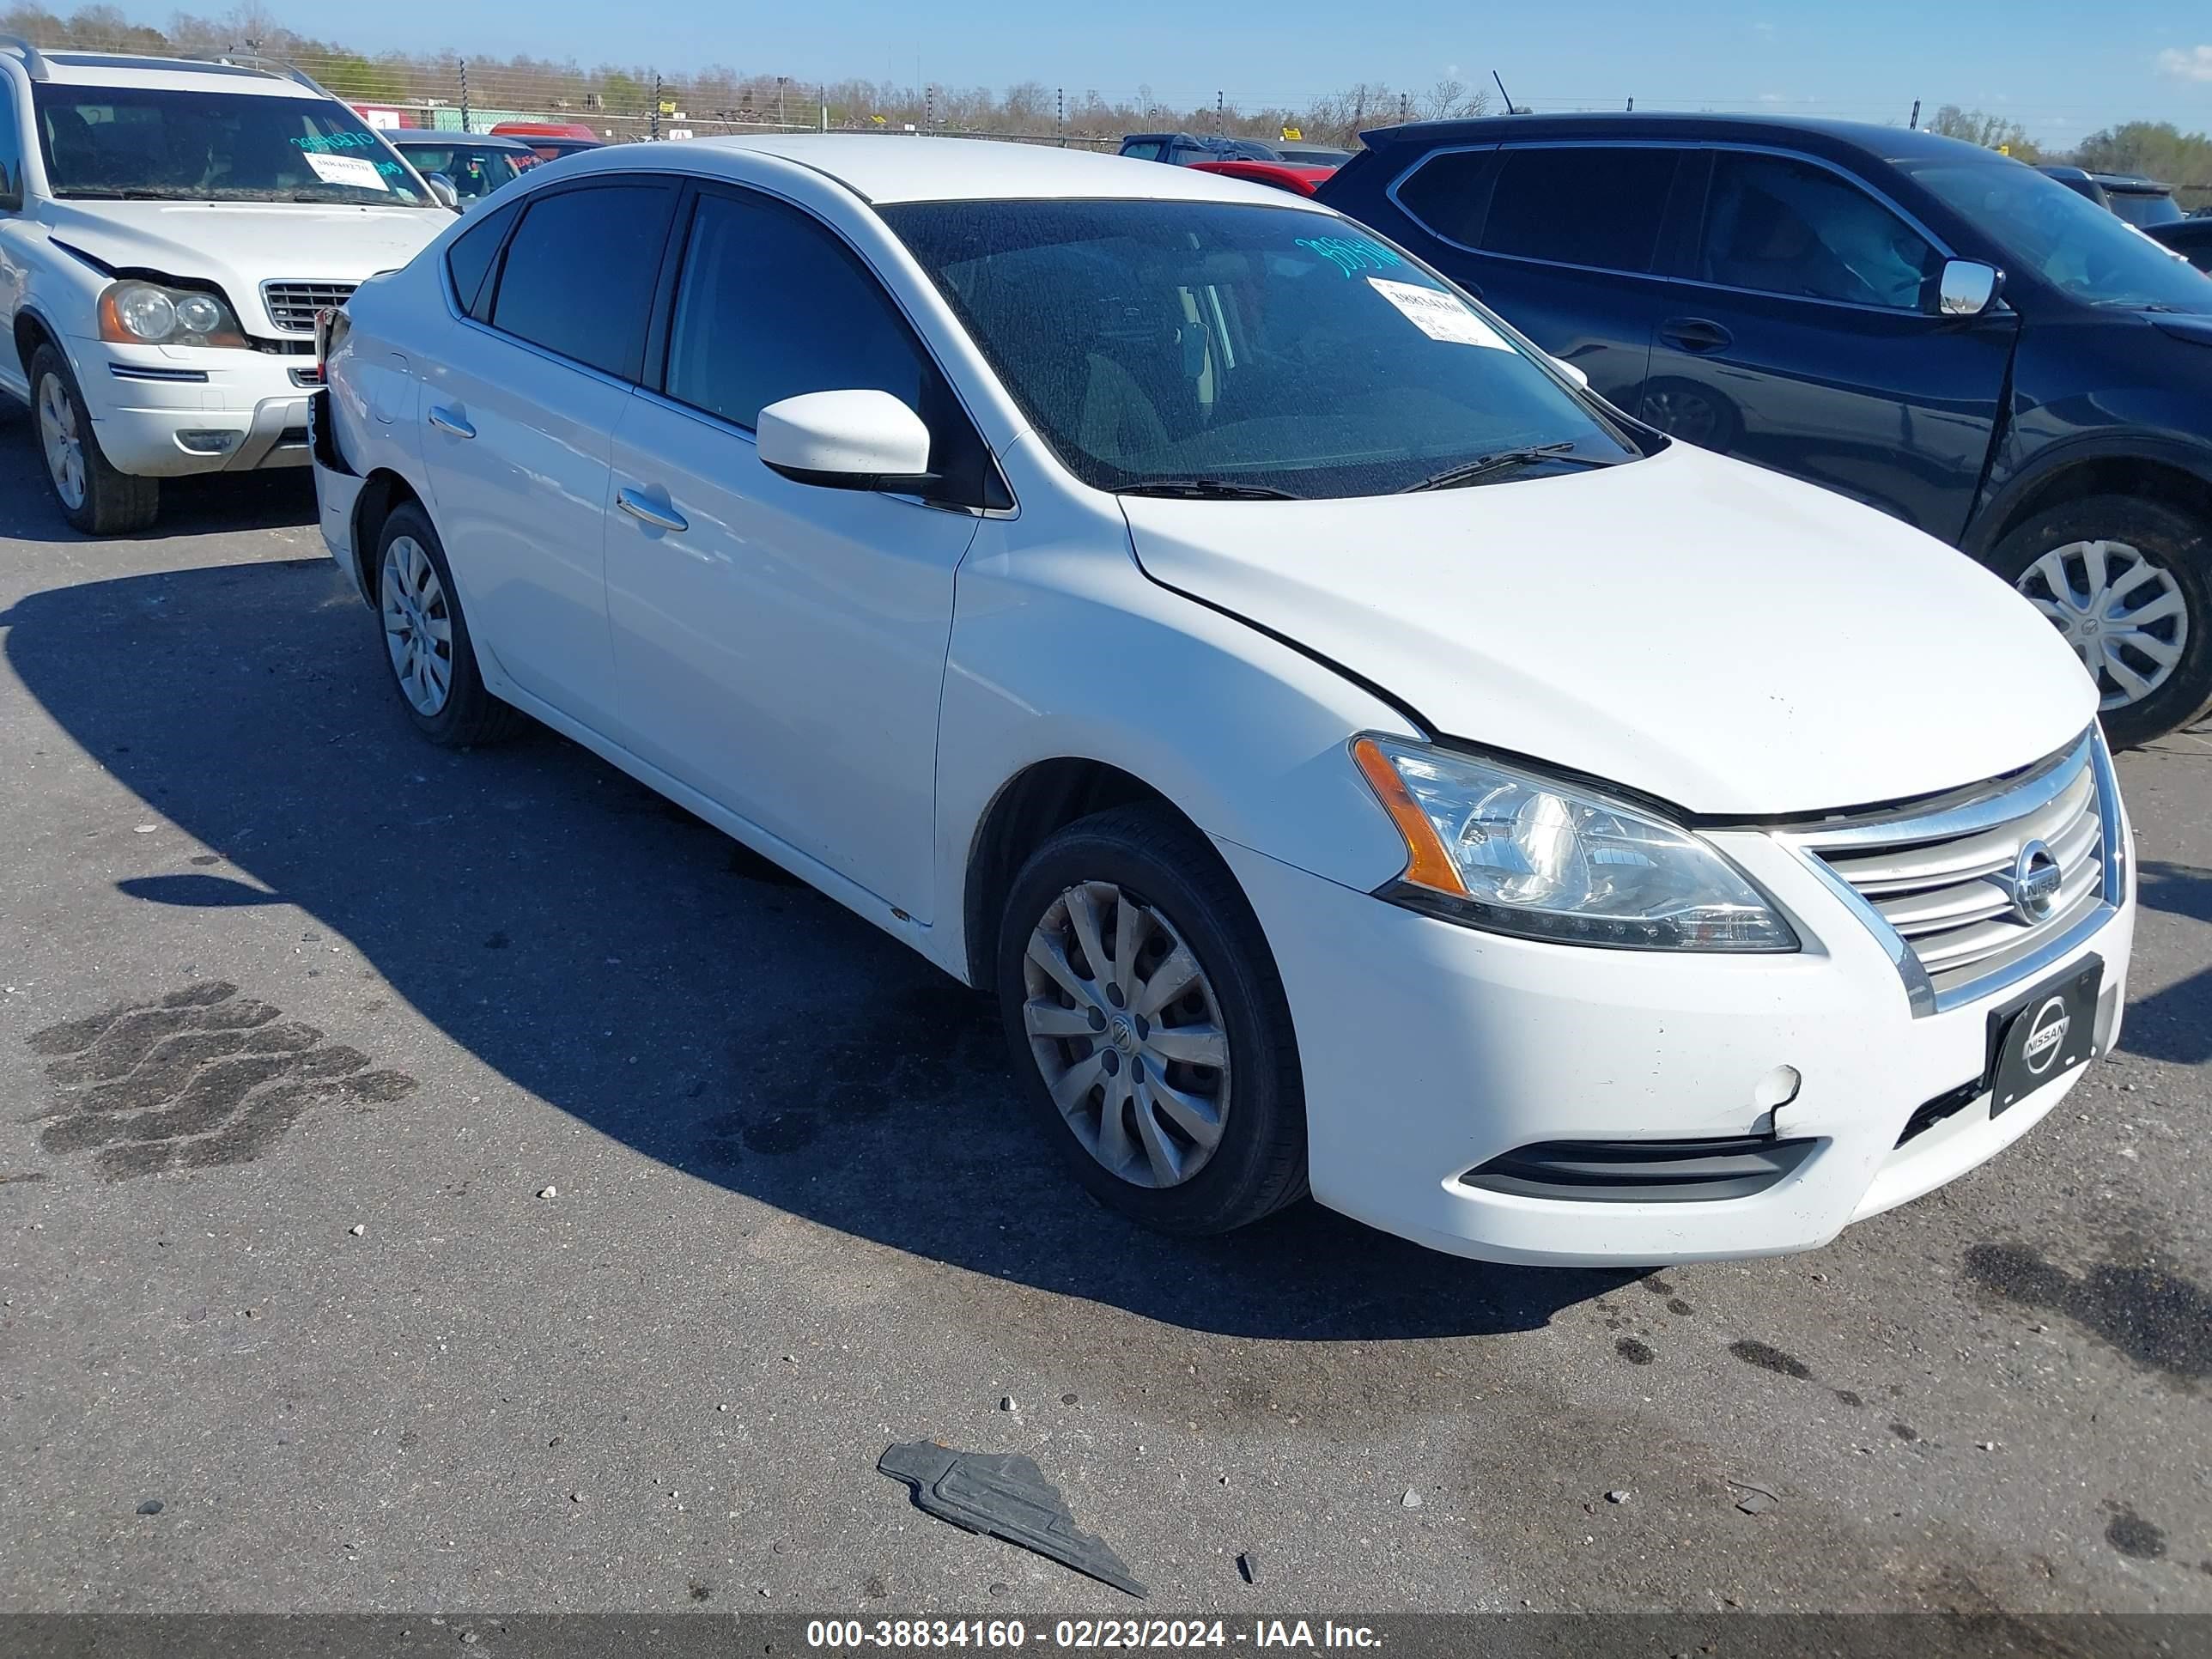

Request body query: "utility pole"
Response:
[650, 72, 661, 142]
[776, 76, 788, 126]
[1399, 91, 1408, 124]
[926, 83, 935, 130]
[821, 86, 829, 132]
[1215, 90, 1223, 135]
[1057, 86, 1065, 146]
[1909, 99, 1921, 130]
[459, 59, 470, 133]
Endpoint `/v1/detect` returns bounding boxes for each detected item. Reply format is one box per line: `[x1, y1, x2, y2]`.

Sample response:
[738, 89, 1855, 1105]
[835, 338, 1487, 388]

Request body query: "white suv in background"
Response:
[0, 37, 453, 532]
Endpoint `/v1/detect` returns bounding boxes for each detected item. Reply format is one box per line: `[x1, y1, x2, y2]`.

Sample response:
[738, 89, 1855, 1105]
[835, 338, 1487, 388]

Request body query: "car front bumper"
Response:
[68, 337, 320, 478]
[1216, 812, 2135, 1267]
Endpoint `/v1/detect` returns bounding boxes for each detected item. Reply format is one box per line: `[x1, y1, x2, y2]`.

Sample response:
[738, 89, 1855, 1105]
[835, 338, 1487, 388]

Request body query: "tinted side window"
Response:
[0, 79, 21, 210]
[445, 197, 519, 318]
[1121, 140, 1164, 161]
[1480, 146, 1679, 273]
[1393, 149, 1497, 246]
[490, 182, 677, 379]
[1698, 153, 1940, 309]
[665, 190, 928, 428]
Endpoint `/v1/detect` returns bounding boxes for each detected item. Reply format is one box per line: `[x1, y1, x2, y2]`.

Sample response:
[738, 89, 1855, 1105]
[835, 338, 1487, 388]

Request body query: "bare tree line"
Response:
[0, 3, 1490, 146]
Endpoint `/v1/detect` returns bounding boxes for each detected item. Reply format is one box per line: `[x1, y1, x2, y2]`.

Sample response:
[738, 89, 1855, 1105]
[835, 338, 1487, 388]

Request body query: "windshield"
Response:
[882, 198, 1639, 497]
[395, 142, 526, 201]
[31, 86, 436, 206]
[1906, 159, 2212, 313]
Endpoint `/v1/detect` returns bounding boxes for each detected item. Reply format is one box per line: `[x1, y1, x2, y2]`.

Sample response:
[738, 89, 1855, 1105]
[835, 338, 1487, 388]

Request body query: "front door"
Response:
[605, 185, 988, 919]
[1640, 149, 2017, 541]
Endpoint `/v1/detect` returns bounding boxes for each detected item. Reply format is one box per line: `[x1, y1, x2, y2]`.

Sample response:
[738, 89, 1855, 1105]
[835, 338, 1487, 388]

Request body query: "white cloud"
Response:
[2158, 45, 2212, 82]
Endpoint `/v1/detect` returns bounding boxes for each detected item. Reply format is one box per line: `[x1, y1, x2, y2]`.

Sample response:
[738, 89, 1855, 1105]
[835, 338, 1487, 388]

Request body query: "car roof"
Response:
[1361, 109, 2003, 166]
[569, 134, 1340, 208]
[390, 131, 533, 150]
[30, 49, 325, 98]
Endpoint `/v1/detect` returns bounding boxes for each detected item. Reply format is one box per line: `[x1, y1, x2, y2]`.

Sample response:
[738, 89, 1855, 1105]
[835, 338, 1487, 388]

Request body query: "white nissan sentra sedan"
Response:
[309, 137, 2135, 1266]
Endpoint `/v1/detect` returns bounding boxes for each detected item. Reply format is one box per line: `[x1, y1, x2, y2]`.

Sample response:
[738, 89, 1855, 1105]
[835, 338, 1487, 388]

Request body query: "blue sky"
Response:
[123, 1, 2212, 150]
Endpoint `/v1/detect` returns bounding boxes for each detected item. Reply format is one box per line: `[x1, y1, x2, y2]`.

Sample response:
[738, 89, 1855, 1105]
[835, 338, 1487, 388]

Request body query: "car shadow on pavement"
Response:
[2, 557, 1632, 1340]
[0, 404, 317, 543]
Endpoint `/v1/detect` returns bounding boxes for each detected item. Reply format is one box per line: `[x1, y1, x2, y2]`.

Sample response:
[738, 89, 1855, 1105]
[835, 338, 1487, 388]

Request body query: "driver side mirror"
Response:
[1547, 354, 1590, 391]
[426, 173, 461, 211]
[1936, 259, 2002, 318]
[757, 390, 936, 492]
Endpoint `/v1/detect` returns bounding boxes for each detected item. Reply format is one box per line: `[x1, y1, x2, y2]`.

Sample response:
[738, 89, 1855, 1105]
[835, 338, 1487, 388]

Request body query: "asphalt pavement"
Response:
[0, 399, 2208, 1627]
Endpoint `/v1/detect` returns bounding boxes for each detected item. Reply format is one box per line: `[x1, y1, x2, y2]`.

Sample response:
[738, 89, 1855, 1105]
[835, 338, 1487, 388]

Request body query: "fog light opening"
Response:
[176, 429, 240, 455]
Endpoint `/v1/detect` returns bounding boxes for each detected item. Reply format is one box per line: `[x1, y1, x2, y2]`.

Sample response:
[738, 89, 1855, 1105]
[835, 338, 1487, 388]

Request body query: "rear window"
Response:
[489, 182, 677, 379]
[1480, 147, 1680, 273]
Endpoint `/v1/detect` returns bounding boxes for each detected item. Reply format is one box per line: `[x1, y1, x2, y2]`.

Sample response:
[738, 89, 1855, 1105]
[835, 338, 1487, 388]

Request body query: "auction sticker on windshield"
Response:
[303, 152, 390, 191]
[1368, 277, 1510, 349]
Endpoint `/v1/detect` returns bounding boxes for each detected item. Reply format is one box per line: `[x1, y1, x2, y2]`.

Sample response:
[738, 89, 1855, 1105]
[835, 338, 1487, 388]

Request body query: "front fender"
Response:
[932, 514, 1419, 984]
[1967, 426, 2212, 558]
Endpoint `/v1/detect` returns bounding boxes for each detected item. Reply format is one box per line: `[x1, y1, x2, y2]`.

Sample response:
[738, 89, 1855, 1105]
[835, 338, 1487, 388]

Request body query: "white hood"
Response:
[41, 199, 447, 333]
[1122, 442, 2096, 816]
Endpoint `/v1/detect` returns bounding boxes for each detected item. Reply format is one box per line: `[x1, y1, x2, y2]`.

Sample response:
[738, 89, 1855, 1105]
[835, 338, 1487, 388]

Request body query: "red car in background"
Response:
[489, 121, 606, 161]
[1186, 159, 1337, 196]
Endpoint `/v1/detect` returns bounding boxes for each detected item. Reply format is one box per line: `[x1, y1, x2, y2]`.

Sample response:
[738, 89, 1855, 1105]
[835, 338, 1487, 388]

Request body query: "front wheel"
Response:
[995, 804, 1307, 1237]
[1991, 495, 2212, 748]
[30, 345, 160, 537]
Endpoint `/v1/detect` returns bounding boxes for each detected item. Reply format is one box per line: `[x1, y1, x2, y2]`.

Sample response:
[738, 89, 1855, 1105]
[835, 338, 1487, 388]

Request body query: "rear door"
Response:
[1640, 149, 2016, 539]
[604, 184, 990, 918]
[1376, 141, 1688, 412]
[416, 176, 679, 736]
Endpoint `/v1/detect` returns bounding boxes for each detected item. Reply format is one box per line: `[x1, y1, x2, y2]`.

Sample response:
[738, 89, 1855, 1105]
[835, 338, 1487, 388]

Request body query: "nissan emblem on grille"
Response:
[2008, 838, 2063, 925]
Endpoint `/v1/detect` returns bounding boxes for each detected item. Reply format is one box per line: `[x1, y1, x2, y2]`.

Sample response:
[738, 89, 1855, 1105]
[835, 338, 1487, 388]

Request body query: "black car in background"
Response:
[2037, 165, 2192, 231]
[2150, 217, 2212, 273]
[1321, 114, 2212, 744]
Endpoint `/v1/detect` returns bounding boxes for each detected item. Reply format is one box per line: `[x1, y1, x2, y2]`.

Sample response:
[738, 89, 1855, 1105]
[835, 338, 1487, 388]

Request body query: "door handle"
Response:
[1659, 318, 1733, 352]
[616, 486, 688, 534]
[427, 405, 475, 439]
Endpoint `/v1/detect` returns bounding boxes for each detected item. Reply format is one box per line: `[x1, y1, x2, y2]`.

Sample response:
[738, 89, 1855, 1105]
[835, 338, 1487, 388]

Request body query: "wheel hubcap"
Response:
[1022, 880, 1231, 1190]
[2016, 539, 2189, 712]
[380, 537, 454, 716]
[36, 374, 87, 512]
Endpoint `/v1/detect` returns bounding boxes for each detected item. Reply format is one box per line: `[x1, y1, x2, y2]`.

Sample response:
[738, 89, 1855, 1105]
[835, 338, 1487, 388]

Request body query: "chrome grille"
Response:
[1788, 731, 2118, 1013]
[260, 281, 356, 334]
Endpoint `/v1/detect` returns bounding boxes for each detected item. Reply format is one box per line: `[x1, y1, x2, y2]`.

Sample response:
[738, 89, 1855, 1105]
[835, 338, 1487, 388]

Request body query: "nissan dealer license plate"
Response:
[1986, 957, 2102, 1117]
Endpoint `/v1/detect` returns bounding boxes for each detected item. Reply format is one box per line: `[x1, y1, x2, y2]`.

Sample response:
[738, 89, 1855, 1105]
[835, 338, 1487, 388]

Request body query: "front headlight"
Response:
[98, 281, 247, 349]
[1352, 736, 1798, 951]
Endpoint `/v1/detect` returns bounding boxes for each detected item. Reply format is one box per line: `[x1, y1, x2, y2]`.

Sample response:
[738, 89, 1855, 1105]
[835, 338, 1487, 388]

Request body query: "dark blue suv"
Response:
[1320, 113, 2212, 744]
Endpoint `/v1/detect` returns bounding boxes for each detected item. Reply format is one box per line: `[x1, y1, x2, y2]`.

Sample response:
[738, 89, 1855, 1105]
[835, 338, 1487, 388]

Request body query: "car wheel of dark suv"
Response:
[1992, 495, 2212, 748]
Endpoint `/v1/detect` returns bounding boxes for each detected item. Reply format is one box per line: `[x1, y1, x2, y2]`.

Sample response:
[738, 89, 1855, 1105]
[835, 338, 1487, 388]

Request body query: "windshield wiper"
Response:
[1402, 442, 1610, 493]
[1118, 477, 1300, 501]
[57, 188, 190, 200]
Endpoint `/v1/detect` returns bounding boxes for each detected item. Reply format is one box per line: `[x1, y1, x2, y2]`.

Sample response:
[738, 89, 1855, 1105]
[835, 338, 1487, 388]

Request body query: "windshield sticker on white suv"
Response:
[1366, 278, 1510, 349]
[303, 152, 391, 192]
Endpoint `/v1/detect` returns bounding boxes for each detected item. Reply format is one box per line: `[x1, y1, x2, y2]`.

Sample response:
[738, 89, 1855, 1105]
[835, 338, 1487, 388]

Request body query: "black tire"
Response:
[29, 344, 160, 536]
[373, 501, 529, 747]
[995, 803, 1307, 1237]
[1987, 495, 2212, 749]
